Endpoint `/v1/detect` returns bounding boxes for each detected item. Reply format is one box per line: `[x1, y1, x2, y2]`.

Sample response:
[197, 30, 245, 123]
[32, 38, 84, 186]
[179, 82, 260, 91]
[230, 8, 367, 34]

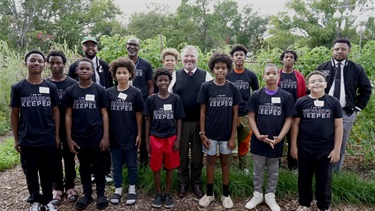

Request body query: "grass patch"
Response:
[0, 138, 19, 171]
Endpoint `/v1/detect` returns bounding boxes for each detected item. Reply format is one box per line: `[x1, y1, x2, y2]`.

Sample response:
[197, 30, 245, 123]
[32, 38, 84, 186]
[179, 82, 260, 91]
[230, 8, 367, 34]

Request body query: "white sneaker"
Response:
[264, 193, 280, 211]
[245, 191, 263, 209]
[105, 174, 113, 183]
[221, 195, 234, 209]
[297, 205, 311, 211]
[199, 194, 215, 207]
[29, 202, 41, 211]
[45, 201, 58, 211]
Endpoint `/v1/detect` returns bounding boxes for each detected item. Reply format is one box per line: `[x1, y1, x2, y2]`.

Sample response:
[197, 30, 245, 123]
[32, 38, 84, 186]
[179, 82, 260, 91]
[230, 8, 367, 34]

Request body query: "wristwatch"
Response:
[199, 131, 206, 135]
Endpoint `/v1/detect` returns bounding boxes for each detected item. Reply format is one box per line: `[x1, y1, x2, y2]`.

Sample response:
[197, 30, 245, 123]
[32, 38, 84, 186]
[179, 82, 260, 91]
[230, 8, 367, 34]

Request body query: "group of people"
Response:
[10, 37, 372, 211]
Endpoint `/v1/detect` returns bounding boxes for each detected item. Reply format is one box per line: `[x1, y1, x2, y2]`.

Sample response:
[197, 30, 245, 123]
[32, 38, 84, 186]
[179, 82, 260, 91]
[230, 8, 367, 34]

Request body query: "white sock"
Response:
[115, 187, 122, 195]
[128, 185, 136, 194]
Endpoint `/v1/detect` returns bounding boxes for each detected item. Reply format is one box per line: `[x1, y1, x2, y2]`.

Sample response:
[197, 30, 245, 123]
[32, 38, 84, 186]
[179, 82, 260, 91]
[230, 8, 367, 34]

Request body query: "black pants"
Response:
[20, 145, 55, 205]
[286, 130, 298, 169]
[139, 116, 149, 167]
[298, 147, 332, 210]
[77, 147, 106, 197]
[53, 138, 76, 191]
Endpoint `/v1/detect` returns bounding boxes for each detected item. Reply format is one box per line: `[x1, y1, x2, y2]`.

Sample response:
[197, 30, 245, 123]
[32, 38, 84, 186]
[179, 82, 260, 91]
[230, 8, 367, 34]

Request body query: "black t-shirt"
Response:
[63, 83, 108, 147]
[143, 94, 185, 138]
[132, 57, 153, 101]
[227, 69, 259, 116]
[246, 88, 296, 158]
[196, 80, 241, 141]
[106, 86, 144, 150]
[46, 76, 77, 139]
[10, 79, 59, 147]
[279, 72, 298, 102]
[295, 94, 343, 155]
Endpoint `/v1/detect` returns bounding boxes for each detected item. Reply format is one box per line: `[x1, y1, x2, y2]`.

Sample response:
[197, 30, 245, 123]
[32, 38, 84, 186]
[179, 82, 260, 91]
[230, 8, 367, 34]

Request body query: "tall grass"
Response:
[0, 138, 19, 171]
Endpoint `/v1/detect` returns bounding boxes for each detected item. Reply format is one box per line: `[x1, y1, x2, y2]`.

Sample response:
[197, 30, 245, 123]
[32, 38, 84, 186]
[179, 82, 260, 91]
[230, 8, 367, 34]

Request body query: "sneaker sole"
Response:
[151, 204, 162, 208]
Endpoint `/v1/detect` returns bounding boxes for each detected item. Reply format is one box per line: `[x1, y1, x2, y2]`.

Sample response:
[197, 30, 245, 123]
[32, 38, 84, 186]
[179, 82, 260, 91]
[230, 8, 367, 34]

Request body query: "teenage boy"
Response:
[316, 38, 372, 171]
[46, 50, 78, 203]
[245, 64, 296, 211]
[65, 58, 109, 210]
[154, 48, 179, 93]
[10, 50, 59, 211]
[144, 68, 185, 209]
[126, 37, 154, 167]
[197, 52, 241, 209]
[68, 36, 113, 182]
[106, 58, 144, 205]
[162, 48, 179, 74]
[291, 71, 343, 211]
[227, 44, 259, 170]
[277, 50, 306, 170]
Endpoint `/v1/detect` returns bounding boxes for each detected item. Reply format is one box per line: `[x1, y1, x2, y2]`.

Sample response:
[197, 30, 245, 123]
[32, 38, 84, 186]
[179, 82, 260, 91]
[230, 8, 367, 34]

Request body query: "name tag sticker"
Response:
[271, 97, 281, 104]
[118, 93, 127, 100]
[39, 87, 50, 94]
[314, 100, 324, 107]
[164, 104, 172, 111]
[85, 94, 95, 101]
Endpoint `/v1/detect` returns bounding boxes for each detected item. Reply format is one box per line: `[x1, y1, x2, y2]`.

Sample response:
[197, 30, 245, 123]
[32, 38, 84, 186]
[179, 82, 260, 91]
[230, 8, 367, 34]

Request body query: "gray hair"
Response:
[181, 45, 198, 59]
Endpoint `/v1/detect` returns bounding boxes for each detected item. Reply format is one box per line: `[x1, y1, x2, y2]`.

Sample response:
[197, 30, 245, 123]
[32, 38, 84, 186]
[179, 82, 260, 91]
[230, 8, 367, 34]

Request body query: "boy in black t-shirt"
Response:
[144, 69, 185, 209]
[197, 52, 241, 209]
[227, 44, 259, 171]
[10, 50, 60, 211]
[291, 71, 343, 211]
[245, 64, 296, 211]
[64, 58, 109, 210]
[46, 50, 78, 204]
[106, 58, 144, 205]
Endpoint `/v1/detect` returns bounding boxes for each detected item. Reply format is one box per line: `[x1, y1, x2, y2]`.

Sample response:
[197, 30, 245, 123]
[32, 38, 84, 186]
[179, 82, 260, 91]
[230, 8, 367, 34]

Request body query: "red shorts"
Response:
[149, 135, 180, 172]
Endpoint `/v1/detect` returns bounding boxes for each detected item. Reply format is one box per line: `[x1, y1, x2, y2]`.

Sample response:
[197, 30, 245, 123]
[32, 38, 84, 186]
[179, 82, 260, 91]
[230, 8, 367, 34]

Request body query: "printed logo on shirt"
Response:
[111, 99, 133, 111]
[279, 79, 297, 89]
[57, 89, 65, 100]
[21, 94, 51, 107]
[73, 97, 97, 109]
[233, 80, 249, 90]
[209, 95, 233, 107]
[153, 108, 174, 120]
[135, 69, 143, 77]
[258, 103, 282, 116]
[303, 108, 331, 119]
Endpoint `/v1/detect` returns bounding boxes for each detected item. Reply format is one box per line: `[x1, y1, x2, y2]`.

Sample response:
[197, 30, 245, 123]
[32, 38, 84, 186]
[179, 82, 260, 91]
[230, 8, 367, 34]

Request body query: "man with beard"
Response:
[277, 50, 306, 170]
[169, 45, 213, 199]
[126, 37, 154, 167]
[316, 38, 372, 171]
[69, 37, 113, 89]
[69, 36, 113, 183]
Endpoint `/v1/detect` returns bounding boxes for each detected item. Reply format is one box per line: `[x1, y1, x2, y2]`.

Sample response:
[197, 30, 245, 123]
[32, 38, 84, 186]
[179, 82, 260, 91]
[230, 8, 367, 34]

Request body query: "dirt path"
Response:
[1, 162, 375, 210]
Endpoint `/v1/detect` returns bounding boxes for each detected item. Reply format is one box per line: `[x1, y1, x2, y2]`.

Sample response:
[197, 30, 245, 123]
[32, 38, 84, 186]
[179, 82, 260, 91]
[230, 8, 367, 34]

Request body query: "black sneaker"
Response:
[164, 194, 174, 209]
[151, 194, 163, 208]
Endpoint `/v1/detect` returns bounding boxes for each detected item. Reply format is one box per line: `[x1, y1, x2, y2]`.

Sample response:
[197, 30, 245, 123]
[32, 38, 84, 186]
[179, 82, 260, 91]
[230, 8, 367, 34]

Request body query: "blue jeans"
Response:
[111, 147, 138, 188]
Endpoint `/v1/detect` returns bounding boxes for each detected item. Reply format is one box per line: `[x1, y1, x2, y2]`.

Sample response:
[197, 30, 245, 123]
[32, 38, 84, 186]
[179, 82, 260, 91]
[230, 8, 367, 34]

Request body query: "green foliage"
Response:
[0, 0, 124, 50]
[119, 157, 375, 205]
[267, 0, 368, 49]
[0, 138, 20, 171]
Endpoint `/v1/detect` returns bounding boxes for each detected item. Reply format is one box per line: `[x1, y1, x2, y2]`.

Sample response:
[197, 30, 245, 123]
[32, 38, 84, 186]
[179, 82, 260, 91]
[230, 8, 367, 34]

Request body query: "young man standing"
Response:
[277, 50, 306, 170]
[68, 36, 113, 183]
[227, 44, 259, 171]
[316, 38, 372, 171]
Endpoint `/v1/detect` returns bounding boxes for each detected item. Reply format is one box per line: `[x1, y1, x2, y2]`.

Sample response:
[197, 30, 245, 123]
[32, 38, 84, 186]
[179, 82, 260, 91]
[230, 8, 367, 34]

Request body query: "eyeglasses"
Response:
[83, 43, 97, 48]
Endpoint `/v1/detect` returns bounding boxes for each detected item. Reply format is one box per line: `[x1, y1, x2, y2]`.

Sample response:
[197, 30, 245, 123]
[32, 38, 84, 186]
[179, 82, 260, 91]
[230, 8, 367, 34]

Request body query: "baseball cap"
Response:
[81, 37, 98, 44]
